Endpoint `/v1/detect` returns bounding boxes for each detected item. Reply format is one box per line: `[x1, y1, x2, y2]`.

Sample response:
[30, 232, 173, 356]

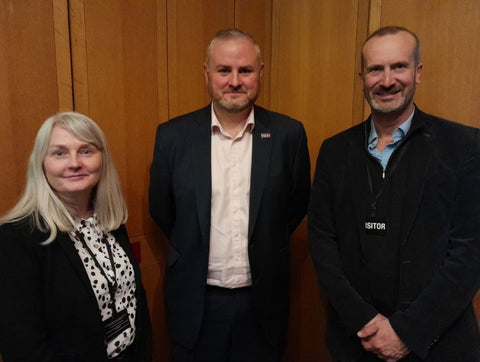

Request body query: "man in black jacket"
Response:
[309, 26, 480, 361]
[150, 29, 310, 361]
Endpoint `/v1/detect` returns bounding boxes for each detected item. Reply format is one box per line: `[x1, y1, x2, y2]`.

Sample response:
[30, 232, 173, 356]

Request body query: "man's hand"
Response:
[357, 314, 410, 361]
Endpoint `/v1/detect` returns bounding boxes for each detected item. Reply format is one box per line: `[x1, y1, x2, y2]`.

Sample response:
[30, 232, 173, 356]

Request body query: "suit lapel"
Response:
[399, 112, 431, 246]
[191, 107, 213, 249]
[351, 111, 432, 249]
[347, 124, 369, 256]
[248, 107, 272, 239]
[57, 232, 99, 306]
[58, 225, 145, 305]
[197, 105, 274, 242]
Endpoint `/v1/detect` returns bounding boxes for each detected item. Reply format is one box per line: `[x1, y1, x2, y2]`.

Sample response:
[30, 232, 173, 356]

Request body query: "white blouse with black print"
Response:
[70, 215, 137, 359]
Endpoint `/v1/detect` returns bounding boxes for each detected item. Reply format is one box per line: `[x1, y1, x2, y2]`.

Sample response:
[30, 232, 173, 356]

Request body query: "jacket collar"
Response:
[191, 104, 272, 245]
[348, 107, 432, 252]
[249, 106, 272, 239]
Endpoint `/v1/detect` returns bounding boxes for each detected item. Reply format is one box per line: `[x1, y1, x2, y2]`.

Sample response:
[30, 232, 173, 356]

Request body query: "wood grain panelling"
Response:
[0, 0, 69, 215]
[235, 0, 272, 108]
[268, 1, 369, 360]
[270, 0, 365, 166]
[53, 0, 73, 111]
[69, 0, 89, 112]
[129, 232, 171, 361]
[166, 0, 234, 118]
[69, 0, 165, 237]
[68, 2, 169, 360]
[0, 2, 70, 360]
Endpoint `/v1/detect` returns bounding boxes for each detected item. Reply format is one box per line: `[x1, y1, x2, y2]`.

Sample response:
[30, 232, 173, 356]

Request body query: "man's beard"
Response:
[366, 84, 416, 115]
[215, 97, 254, 113]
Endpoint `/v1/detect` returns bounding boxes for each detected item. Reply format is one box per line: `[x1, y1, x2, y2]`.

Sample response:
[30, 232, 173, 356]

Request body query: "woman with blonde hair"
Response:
[0, 112, 152, 361]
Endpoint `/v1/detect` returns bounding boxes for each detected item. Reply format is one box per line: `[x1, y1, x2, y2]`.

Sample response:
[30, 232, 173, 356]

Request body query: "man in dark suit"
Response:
[308, 26, 480, 361]
[149, 28, 310, 361]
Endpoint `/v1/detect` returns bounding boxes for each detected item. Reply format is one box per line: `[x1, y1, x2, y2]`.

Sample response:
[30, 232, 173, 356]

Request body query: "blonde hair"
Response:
[0, 112, 128, 244]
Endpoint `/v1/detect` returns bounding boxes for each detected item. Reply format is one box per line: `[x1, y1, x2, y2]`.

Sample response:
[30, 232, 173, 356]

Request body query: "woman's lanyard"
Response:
[75, 229, 119, 315]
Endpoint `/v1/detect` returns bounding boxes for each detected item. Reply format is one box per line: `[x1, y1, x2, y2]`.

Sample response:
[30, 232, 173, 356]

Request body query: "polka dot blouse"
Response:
[70, 215, 137, 359]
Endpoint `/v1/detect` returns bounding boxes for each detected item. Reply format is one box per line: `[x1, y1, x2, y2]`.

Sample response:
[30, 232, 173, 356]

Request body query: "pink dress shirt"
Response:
[207, 106, 254, 288]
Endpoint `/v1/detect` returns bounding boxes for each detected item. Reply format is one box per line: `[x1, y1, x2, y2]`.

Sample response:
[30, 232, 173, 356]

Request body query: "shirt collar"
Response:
[368, 107, 415, 149]
[210, 104, 255, 138]
[77, 213, 97, 229]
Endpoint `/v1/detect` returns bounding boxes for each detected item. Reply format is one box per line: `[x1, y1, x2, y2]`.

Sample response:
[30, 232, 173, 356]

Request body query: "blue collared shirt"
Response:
[367, 110, 414, 170]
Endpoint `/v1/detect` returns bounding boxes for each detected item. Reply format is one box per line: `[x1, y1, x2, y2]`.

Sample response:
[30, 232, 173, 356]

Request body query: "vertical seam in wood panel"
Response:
[362, 0, 382, 119]
[269, 0, 280, 109]
[233, 0, 236, 27]
[352, 0, 370, 126]
[69, 0, 89, 113]
[162, 0, 170, 120]
[166, 0, 176, 119]
[52, 0, 73, 110]
[368, 0, 382, 34]
[264, 0, 273, 109]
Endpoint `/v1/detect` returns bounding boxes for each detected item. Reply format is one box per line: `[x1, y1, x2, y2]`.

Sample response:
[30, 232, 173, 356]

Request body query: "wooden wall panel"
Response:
[0, 2, 71, 360]
[70, 0, 165, 237]
[53, 0, 74, 111]
[235, 0, 272, 108]
[166, 0, 234, 118]
[68, 1, 169, 360]
[0, 0, 69, 216]
[129, 232, 171, 361]
[270, 0, 365, 164]
[267, 1, 369, 360]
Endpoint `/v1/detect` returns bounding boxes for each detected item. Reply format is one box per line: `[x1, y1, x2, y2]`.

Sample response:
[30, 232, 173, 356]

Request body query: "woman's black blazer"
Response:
[0, 218, 152, 361]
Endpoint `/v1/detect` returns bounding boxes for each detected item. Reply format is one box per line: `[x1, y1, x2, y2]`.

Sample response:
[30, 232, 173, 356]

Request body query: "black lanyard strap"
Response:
[367, 140, 409, 217]
[75, 228, 118, 315]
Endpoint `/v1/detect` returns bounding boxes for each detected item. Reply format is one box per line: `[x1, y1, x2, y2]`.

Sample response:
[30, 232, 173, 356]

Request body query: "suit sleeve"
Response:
[0, 226, 54, 361]
[149, 124, 175, 240]
[308, 141, 378, 334]
[288, 123, 311, 234]
[389, 129, 480, 358]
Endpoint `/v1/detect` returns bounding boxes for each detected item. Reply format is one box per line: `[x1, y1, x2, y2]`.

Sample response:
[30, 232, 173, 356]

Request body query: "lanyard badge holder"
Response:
[76, 230, 131, 343]
[364, 142, 408, 237]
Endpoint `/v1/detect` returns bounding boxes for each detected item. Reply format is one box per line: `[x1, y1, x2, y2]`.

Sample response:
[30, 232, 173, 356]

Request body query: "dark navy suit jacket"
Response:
[149, 104, 311, 349]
